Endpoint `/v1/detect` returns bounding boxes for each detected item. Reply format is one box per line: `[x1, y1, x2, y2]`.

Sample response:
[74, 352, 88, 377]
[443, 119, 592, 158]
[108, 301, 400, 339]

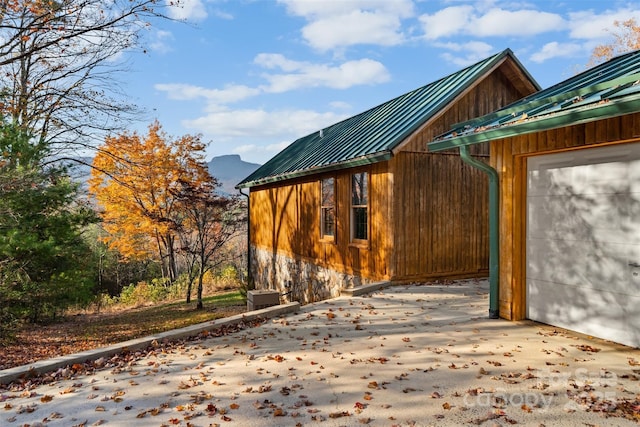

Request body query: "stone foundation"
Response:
[250, 246, 370, 304]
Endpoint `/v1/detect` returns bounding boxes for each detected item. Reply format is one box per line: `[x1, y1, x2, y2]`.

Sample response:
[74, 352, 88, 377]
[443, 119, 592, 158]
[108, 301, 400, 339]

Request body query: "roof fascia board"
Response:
[428, 96, 640, 152]
[236, 151, 393, 189]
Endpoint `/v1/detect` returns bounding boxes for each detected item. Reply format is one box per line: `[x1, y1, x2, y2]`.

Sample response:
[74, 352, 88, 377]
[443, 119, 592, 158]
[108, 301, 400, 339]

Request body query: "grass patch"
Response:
[83, 291, 246, 342]
[0, 291, 247, 371]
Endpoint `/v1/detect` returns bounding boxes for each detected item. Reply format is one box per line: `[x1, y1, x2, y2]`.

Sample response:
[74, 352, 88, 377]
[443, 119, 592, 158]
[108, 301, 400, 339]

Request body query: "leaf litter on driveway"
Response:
[2, 278, 640, 426]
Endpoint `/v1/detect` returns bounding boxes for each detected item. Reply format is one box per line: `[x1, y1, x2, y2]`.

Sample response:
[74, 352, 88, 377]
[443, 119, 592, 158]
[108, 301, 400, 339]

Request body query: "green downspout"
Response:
[238, 188, 253, 289]
[459, 146, 500, 319]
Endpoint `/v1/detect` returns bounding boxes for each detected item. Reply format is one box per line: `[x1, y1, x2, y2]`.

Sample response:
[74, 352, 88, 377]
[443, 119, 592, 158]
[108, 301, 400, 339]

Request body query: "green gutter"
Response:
[430, 93, 640, 152]
[237, 151, 392, 189]
[459, 146, 499, 319]
[451, 72, 640, 131]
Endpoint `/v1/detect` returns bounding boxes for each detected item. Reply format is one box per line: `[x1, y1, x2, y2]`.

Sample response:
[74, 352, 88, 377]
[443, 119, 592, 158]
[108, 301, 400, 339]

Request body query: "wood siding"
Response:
[385, 59, 534, 282]
[398, 60, 532, 155]
[248, 55, 538, 292]
[391, 152, 490, 281]
[249, 162, 392, 283]
[492, 112, 640, 320]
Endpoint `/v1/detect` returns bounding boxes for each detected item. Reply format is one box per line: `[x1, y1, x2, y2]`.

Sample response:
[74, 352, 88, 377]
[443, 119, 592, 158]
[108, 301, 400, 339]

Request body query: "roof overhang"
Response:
[429, 90, 640, 152]
[236, 150, 393, 189]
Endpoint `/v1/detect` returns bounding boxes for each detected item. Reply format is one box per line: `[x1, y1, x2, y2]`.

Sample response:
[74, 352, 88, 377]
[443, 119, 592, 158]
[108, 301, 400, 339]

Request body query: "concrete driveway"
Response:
[2, 279, 639, 426]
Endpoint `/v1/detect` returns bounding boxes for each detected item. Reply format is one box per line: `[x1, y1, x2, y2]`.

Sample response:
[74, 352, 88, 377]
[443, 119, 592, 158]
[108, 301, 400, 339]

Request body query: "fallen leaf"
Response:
[572, 344, 601, 353]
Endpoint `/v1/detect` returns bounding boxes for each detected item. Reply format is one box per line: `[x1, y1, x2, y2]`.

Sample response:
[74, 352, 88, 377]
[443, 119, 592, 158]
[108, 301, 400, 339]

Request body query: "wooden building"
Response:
[237, 49, 539, 304]
[429, 50, 640, 348]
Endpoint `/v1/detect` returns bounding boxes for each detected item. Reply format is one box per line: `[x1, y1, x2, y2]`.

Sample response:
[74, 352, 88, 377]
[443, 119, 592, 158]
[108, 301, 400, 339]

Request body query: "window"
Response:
[351, 172, 368, 241]
[321, 177, 335, 238]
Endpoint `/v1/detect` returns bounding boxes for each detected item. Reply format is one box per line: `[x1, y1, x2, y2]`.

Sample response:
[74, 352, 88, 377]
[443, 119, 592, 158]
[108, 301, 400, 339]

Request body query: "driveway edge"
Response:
[0, 302, 300, 385]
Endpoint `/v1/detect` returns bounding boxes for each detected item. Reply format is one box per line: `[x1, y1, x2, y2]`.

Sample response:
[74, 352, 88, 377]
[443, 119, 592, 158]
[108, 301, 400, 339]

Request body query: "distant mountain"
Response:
[207, 155, 261, 194]
[64, 154, 260, 196]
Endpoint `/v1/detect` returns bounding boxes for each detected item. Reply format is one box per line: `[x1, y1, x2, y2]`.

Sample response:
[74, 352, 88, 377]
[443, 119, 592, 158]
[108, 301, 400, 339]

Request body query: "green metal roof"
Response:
[429, 49, 640, 152]
[237, 48, 534, 189]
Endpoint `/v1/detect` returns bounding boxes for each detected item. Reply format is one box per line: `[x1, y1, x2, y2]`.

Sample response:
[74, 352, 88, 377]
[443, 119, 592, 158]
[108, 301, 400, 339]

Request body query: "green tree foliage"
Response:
[0, 122, 97, 335]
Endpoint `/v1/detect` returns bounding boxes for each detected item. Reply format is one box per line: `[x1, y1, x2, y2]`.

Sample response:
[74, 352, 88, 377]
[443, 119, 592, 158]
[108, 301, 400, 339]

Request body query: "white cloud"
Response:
[255, 54, 390, 92]
[278, 0, 414, 51]
[420, 6, 474, 40]
[419, 6, 563, 39]
[211, 8, 234, 20]
[149, 30, 174, 54]
[234, 141, 291, 159]
[301, 9, 407, 51]
[530, 41, 585, 63]
[472, 8, 564, 37]
[329, 100, 352, 110]
[156, 55, 389, 108]
[568, 9, 640, 40]
[166, 0, 208, 21]
[253, 53, 302, 72]
[154, 83, 260, 103]
[278, 0, 413, 19]
[183, 108, 348, 140]
[435, 41, 495, 67]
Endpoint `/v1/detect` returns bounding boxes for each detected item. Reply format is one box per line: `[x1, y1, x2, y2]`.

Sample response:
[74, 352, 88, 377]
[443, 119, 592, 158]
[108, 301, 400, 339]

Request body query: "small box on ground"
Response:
[247, 290, 280, 311]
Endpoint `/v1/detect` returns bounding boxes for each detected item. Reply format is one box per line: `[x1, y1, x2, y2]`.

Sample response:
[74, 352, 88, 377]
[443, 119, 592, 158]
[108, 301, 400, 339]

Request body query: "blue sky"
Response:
[123, 0, 640, 165]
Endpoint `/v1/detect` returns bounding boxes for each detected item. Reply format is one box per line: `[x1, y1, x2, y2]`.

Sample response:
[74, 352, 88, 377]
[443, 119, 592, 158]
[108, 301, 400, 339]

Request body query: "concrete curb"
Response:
[340, 281, 390, 297]
[0, 302, 300, 385]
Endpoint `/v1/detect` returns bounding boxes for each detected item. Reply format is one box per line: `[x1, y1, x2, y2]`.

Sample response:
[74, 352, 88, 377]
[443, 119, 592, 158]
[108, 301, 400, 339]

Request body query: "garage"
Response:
[526, 143, 640, 348]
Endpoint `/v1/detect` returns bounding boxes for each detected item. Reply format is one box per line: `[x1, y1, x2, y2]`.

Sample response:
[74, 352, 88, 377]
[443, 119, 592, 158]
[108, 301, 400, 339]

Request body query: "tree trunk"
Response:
[196, 265, 205, 310]
[167, 234, 178, 282]
[186, 279, 192, 303]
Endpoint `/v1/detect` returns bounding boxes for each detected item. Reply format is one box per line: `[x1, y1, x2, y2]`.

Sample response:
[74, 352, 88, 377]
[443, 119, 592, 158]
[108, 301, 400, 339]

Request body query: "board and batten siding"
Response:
[249, 161, 393, 289]
[492, 112, 640, 320]
[247, 54, 539, 297]
[385, 59, 534, 282]
[391, 151, 490, 281]
[398, 58, 534, 156]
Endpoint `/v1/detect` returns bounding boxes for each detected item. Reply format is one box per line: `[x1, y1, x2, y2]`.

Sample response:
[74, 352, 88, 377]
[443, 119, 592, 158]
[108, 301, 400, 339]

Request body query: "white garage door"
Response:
[526, 143, 640, 348]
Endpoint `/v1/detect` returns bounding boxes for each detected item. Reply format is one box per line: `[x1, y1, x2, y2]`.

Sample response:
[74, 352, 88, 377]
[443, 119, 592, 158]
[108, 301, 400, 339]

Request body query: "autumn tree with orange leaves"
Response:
[89, 121, 214, 285]
[588, 18, 640, 66]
